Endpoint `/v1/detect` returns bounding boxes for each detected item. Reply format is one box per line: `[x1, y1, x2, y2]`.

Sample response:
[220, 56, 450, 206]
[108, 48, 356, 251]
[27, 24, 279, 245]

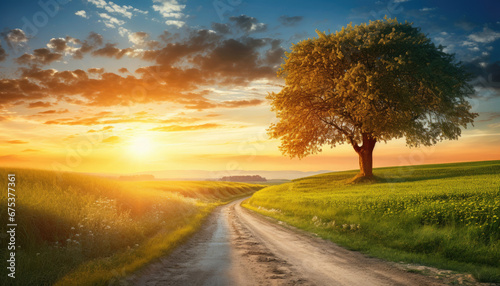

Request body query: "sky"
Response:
[0, 0, 499, 176]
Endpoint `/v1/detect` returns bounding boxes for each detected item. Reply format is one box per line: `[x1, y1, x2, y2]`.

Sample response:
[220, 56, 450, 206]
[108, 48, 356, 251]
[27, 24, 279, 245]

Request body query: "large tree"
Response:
[267, 18, 477, 180]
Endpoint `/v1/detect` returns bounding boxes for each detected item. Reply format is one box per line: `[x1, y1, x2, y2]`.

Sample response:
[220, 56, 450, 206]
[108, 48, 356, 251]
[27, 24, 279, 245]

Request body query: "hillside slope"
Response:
[245, 160, 500, 283]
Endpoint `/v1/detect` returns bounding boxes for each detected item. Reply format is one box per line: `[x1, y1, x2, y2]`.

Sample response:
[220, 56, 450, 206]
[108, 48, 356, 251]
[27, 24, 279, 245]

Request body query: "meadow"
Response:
[0, 168, 263, 285]
[245, 160, 500, 283]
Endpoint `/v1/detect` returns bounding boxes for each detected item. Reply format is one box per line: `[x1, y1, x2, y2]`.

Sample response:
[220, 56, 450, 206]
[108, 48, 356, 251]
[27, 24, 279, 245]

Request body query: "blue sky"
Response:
[1, 0, 498, 66]
[0, 0, 499, 174]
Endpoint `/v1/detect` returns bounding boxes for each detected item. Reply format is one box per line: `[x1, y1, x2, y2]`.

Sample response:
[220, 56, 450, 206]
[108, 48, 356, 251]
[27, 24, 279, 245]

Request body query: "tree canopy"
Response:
[267, 17, 477, 179]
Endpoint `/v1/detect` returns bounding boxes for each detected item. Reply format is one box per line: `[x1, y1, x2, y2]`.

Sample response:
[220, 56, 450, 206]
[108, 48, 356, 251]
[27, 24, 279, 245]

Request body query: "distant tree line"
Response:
[219, 175, 267, 182]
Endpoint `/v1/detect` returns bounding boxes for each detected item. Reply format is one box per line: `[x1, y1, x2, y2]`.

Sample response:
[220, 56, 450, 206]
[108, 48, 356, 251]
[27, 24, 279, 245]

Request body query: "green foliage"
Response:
[0, 168, 263, 285]
[246, 161, 500, 282]
[268, 17, 477, 159]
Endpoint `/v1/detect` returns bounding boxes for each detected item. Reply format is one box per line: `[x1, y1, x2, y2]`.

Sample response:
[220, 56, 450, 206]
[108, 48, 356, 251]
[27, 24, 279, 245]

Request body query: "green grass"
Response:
[0, 168, 264, 285]
[244, 160, 500, 283]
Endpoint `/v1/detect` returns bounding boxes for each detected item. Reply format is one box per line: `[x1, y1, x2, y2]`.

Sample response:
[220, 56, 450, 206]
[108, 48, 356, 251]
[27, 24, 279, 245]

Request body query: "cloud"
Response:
[9, 65, 212, 108]
[128, 31, 159, 48]
[75, 10, 89, 18]
[211, 23, 231, 34]
[47, 38, 69, 52]
[43, 111, 220, 127]
[468, 27, 500, 43]
[128, 32, 148, 45]
[104, 2, 132, 19]
[477, 112, 500, 122]
[264, 39, 285, 65]
[165, 20, 185, 28]
[101, 126, 114, 131]
[88, 67, 105, 74]
[0, 77, 47, 107]
[195, 37, 274, 85]
[87, 32, 104, 47]
[16, 48, 63, 66]
[229, 15, 267, 33]
[45, 32, 104, 59]
[2, 27, 282, 110]
[91, 43, 133, 59]
[98, 12, 125, 28]
[142, 29, 222, 66]
[87, 0, 147, 19]
[37, 109, 69, 114]
[3, 29, 28, 49]
[0, 43, 6, 61]
[22, 149, 40, 152]
[152, 0, 185, 19]
[278, 15, 303, 26]
[88, 0, 107, 7]
[118, 27, 130, 37]
[28, 101, 53, 108]
[454, 19, 477, 31]
[5, 140, 28, 144]
[102, 136, 121, 143]
[419, 7, 436, 12]
[465, 60, 500, 91]
[219, 99, 263, 108]
[150, 123, 221, 132]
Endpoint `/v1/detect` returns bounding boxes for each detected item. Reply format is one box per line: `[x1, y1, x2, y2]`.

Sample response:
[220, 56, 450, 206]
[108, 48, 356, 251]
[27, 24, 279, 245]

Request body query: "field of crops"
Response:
[245, 160, 500, 282]
[0, 168, 263, 285]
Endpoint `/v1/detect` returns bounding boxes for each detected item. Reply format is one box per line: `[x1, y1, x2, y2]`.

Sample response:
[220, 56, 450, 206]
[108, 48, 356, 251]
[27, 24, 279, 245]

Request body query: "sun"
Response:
[128, 136, 155, 158]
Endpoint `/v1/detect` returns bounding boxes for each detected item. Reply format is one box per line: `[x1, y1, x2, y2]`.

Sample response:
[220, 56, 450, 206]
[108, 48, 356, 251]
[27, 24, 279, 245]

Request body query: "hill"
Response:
[0, 168, 264, 285]
[244, 160, 500, 283]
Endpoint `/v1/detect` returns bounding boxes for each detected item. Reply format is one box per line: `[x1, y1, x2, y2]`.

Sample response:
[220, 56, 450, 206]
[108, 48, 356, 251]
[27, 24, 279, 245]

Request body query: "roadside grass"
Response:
[0, 168, 263, 285]
[244, 160, 500, 283]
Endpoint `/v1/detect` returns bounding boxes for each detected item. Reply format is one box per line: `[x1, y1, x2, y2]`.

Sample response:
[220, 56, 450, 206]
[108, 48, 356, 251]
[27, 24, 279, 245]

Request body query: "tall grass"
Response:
[0, 168, 263, 285]
[245, 160, 500, 283]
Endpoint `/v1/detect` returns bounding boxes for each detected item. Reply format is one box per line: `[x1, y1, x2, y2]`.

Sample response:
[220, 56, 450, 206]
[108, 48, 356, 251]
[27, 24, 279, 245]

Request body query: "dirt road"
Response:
[125, 198, 446, 286]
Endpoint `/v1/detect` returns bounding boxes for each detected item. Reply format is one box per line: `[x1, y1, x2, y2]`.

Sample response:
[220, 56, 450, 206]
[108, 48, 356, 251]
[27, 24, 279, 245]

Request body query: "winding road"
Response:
[125, 198, 447, 286]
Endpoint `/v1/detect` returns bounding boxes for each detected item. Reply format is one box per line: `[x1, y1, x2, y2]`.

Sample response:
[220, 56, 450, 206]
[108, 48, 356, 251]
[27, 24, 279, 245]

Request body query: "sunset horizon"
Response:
[1, 0, 499, 175]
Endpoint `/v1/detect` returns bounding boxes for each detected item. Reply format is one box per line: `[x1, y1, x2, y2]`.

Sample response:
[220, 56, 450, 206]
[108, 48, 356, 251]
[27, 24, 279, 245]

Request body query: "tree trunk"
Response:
[357, 147, 374, 178]
[352, 133, 376, 180]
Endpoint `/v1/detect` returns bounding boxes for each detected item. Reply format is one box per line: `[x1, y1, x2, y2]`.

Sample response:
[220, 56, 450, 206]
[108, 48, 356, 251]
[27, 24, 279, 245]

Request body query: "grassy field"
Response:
[0, 168, 263, 285]
[244, 160, 500, 283]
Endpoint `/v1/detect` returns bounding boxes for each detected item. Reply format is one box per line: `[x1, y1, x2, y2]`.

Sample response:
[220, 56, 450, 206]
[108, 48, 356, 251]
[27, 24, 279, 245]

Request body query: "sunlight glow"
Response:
[128, 136, 155, 158]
